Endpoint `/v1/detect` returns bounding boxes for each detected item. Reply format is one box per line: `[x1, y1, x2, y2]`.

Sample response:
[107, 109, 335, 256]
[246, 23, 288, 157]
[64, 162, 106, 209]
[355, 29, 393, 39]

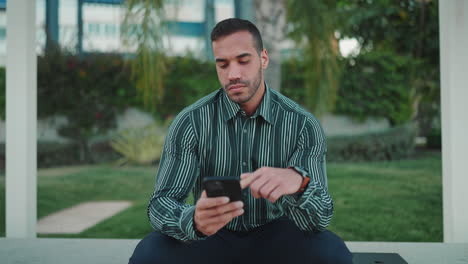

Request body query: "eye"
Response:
[216, 61, 229, 69]
[239, 60, 249, 65]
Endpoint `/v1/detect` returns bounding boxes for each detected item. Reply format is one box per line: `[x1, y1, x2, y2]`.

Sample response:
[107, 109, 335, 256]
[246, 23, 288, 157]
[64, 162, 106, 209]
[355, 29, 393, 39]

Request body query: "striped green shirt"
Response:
[148, 87, 333, 242]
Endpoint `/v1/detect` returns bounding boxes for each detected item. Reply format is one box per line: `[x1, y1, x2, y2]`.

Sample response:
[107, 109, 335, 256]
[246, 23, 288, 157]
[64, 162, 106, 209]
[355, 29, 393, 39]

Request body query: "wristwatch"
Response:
[289, 166, 310, 193]
[298, 175, 310, 193]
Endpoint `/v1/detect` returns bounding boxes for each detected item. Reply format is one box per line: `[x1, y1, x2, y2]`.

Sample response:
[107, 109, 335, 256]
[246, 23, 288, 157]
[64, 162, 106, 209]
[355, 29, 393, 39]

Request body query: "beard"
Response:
[224, 66, 263, 105]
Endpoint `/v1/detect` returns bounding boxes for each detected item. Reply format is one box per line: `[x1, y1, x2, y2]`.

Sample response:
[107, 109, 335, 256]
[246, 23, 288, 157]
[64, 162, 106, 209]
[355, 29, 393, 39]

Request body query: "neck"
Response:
[240, 82, 266, 116]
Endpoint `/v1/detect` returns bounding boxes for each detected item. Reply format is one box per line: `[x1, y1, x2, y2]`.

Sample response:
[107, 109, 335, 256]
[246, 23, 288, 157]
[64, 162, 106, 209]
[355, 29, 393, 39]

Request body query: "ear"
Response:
[260, 49, 269, 69]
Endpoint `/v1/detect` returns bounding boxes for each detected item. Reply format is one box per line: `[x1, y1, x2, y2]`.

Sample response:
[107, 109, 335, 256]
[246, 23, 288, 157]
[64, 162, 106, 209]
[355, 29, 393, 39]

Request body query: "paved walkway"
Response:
[35, 165, 144, 234]
[37, 201, 132, 234]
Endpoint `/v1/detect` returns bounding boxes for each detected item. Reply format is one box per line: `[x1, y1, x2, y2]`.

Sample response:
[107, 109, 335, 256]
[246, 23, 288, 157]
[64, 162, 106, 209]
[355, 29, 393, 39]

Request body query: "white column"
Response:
[5, 0, 37, 238]
[440, 0, 468, 243]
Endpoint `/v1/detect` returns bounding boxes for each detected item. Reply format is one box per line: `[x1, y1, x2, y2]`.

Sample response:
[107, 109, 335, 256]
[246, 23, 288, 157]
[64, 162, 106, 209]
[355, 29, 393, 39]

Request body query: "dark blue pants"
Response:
[129, 218, 352, 264]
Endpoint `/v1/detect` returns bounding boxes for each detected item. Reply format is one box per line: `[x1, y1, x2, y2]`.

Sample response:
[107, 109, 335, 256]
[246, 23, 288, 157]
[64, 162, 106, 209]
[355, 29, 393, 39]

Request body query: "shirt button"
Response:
[242, 161, 247, 166]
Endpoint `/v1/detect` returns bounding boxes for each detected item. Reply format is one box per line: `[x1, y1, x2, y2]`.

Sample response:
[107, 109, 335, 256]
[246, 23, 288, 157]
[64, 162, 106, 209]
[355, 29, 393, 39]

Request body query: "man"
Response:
[129, 18, 352, 264]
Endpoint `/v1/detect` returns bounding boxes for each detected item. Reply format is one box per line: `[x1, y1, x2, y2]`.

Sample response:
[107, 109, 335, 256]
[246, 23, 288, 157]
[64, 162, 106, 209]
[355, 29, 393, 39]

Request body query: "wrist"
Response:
[297, 175, 310, 193]
[288, 167, 310, 193]
[193, 213, 207, 238]
[194, 224, 207, 238]
[288, 167, 309, 193]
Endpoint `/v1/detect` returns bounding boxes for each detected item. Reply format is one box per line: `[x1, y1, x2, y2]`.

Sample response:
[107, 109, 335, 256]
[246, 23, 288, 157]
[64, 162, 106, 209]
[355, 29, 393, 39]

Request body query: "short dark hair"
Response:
[210, 18, 263, 53]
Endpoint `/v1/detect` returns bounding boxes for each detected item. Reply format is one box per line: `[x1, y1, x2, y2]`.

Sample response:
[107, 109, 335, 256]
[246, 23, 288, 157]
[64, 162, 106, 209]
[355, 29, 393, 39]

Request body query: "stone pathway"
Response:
[37, 201, 132, 234]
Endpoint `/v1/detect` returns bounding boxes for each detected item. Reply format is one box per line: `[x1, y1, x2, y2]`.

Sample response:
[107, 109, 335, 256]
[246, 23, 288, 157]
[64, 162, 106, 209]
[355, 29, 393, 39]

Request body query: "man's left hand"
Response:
[240, 167, 303, 203]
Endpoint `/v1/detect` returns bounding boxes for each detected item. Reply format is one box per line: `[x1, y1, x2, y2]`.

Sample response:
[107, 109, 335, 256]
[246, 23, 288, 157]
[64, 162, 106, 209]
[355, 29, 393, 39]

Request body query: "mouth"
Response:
[228, 84, 245, 92]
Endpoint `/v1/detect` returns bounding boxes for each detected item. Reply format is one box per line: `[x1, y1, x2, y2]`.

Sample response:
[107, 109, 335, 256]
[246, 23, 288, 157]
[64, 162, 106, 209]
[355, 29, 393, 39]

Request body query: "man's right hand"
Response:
[194, 191, 244, 236]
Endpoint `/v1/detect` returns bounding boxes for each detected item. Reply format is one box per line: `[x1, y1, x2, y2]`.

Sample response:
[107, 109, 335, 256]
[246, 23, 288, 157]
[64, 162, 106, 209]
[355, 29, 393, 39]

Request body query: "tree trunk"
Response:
[254, 0, 287, 91]
[79, 139, 94, 164]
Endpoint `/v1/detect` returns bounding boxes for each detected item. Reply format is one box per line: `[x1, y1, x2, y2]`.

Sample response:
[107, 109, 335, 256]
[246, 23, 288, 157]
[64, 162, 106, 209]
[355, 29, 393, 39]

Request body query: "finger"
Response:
[240, 173, 251, 179]
[267, 187, 283, 203]
[200, 221, 223, 236]
[196, 205, 244, 235]
[197, 201, 244, 218]
[197, 196, 230, 209]
[249, 175, 270, 198]
[239, 173, 253, 189]
[201, 208, 244, 226]
[240, 171, 262, 189]
[197, 208, 243, 234]
[201, 190, 207, 198]
[258, 181, 278, 200]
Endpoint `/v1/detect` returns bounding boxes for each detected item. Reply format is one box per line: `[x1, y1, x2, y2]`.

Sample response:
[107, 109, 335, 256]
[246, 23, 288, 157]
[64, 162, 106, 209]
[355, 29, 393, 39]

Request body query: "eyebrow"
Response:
[236, 53, 252, 59]
[215, 53, 252, 63]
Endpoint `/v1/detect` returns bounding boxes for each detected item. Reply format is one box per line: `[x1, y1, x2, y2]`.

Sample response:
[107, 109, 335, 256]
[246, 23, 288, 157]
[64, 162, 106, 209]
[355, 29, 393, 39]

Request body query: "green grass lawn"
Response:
[0, 151, 442, 241]
[327, 151, 442, 242]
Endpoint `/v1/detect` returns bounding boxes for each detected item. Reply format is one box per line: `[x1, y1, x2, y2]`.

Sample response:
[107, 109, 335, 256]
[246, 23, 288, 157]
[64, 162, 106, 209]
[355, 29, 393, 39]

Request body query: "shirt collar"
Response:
[221, 83, 274, 125]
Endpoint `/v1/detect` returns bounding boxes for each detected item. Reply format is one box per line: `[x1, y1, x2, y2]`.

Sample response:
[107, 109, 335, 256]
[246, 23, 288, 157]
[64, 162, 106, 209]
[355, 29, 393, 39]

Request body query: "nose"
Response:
[228, 65, 241, 81]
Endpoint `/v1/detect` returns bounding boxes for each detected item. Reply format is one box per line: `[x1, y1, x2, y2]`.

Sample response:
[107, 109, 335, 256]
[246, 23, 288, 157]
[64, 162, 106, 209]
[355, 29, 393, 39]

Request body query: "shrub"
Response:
[327, 123, 416, 162]
[36, 142, 81, 167]
[282, 50, 415, 126]
[281, 58, 307, 106]
[1, 52, 219, 166]
[0, 141, 119, 169]
[110, 122, 168, 166]
[154, 55, 219, 119]
[37, 48, 139, 163]
[426, 128, 441, 149]
[335, 50, 414, 126]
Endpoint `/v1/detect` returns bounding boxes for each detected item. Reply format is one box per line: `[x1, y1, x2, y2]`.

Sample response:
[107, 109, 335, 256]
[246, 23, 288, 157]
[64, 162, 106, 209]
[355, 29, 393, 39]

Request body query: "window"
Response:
[0, 27, 6, 40]
[87, 23, 101, 35]
[104, 24, 117, 36]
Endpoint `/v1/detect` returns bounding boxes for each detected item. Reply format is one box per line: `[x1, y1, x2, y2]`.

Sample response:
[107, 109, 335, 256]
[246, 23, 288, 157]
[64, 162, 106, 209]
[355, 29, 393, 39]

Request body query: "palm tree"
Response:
[121, 0, 167, 112]
[286, 0, 340, 117]
[249, 0, 341, 115]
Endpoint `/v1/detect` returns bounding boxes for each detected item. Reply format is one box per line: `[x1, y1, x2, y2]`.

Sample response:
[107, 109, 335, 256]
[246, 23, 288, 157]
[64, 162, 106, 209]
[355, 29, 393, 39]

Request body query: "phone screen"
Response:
[202, 176, 242, 201]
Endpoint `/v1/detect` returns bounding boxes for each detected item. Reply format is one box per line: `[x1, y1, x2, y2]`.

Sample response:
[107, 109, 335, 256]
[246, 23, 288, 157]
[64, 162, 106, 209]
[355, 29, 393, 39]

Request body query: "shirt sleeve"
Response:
[146, 111, 205, 242]
[277, 117, 334, 232]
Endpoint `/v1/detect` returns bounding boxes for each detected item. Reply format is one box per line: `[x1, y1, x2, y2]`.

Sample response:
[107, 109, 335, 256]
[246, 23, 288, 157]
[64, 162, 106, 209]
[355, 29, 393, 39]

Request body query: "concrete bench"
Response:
[1, 238, 467, 264]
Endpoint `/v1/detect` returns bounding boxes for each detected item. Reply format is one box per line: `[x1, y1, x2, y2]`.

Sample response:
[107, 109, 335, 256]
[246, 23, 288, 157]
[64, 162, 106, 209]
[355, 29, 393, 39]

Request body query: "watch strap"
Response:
[298, 176, 310, 192]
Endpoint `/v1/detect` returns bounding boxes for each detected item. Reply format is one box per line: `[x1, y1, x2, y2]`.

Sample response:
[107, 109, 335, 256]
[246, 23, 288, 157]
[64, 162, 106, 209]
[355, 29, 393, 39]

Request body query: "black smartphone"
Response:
[202, 176, 242, 201]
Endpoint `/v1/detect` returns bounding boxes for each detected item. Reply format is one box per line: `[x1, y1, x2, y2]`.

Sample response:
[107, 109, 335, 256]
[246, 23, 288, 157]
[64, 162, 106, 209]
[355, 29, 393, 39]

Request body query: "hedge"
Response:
[282, 50, 415, 126]
[327, 123, 416, 162]
[0, 141, 119, 169]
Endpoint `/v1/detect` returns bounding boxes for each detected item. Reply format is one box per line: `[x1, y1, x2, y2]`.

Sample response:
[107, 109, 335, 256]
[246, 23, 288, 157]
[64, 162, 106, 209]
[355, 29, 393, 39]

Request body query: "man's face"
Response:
[212, 31, 269, 105]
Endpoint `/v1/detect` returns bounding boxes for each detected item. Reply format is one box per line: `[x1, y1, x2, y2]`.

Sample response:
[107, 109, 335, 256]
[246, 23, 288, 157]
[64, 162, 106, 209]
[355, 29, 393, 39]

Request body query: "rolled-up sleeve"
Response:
[147, 110, 205, 242]
[278, 117, 334, 232]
